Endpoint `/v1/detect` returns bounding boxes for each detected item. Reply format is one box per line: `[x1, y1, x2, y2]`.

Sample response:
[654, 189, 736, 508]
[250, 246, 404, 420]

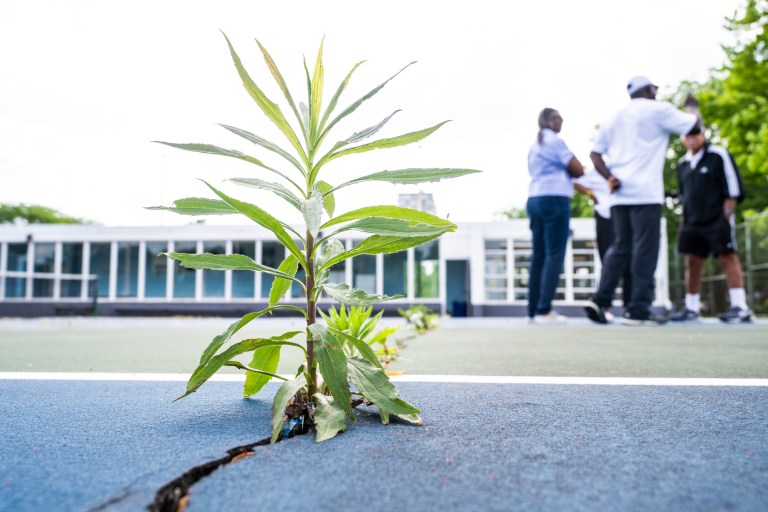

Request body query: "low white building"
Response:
[0, 220, 670, 317]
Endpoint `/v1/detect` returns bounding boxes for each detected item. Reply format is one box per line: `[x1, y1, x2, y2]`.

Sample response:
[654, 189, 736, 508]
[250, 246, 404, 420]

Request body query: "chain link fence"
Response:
[669, 210, 768, 315]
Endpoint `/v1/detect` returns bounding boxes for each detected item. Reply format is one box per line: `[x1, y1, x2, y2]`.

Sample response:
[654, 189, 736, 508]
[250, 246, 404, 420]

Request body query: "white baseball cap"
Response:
[626, 75, 656, 95]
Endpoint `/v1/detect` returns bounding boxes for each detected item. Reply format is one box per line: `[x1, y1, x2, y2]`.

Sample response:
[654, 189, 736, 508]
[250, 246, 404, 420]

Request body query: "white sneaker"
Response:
[604, 310, 615, 322]
[533, 311, 568, 324]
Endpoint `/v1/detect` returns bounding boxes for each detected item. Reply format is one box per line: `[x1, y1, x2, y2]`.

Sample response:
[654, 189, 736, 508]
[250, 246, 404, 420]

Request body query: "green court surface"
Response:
[1, 317, 766, 378]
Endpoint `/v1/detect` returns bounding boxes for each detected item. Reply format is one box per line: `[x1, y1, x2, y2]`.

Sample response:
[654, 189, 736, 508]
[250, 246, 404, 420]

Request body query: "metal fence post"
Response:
[744, 219, 753, 302]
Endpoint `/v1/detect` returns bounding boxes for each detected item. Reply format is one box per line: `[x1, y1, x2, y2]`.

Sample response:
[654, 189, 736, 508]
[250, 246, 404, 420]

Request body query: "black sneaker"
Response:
[718, 306, 753, 324]
[669, 308, 700, 322]
[584, 300, 609, 324]
[621, 309, 667, 326]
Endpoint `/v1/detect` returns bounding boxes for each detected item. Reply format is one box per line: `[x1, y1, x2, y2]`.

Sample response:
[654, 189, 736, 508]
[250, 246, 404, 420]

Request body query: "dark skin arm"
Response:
[566, 156, 584, 178]
[590, 151, 621, 192]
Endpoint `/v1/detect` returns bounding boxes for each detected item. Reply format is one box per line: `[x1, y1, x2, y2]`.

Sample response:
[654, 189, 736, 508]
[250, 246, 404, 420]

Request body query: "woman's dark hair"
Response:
[537, 107, 558, 143]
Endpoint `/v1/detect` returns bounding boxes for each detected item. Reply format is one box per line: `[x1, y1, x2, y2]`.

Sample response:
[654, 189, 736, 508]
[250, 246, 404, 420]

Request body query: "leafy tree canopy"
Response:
[667, 0, 768, 219]
[0, 203, 91, 225]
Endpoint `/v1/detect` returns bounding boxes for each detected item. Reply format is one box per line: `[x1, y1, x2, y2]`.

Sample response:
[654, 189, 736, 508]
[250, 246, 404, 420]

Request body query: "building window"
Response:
[5, 243, 27, 298]
[145, 242, 167, 298]
[414, 241, 439, 298]
[117, 242, 139, 298]
[232, 241, 255, 299]
[32, 242, 55, 298]
[61, 243, 84, 298]
[203, 241, 226, 298]
[352, 241, 376, 293]
[512, 239, 532, 301]
[261, 242, 283, 298]
[484, 239, 507, 301]
[383, 251, 407, 296]
[89, 243, 111, 297]
[572, 239, 597, 301]
[173, 241, 196, 298]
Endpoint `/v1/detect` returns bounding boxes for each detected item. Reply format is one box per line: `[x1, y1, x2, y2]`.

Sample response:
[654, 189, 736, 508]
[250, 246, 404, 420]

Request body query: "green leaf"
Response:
[328, 217, 453, 238]
[201, 180, 307, 268]
[319, 234, 442, 271]
[243, 345, 282, 397]
[271, 375, 307, 444]
[316, 239, 345, 268]
[317, 60, 365, 136]
[321, 205, 455, 230]
[229, 177, 301, 210]
[301, 188, 324, 237]
[154, 141, 302, 189]
[145, 197, 238, 216]
[254, 39, 307, 143]
[221, 32, 307, 164]
[164, 252, 302, 285]
[326, 326, 382, 369]
[309, 38, 324, 144]
[218, 124, 305, 175]
[394, 412, 424, 425]
[316, 181, 335, 218]
[318, 62, 415, 147]
[347, 357, 420, 416]
[329, 110, 401, 154]
[313, 393, 347, 443]
[180, 332, 303, 400]
[308, 324, 354, 418]
[269, 254, 300, 307]
[198, 308, 303, 365]
[316, 121, 449, 170]
[322, 283, 402, 307]
[332, 168, 482, 192]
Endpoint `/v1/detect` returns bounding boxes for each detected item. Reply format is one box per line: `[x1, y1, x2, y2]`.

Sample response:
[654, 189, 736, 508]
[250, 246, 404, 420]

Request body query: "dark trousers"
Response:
[527, 196, 570, 317]
[594, 204, 661, 312]
[595, 212, 632, 306]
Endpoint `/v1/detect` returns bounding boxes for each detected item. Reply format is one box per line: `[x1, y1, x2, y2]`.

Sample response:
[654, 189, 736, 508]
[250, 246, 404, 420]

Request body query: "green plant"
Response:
[319, 304, 400, 364]
[398, 304, 440, 334]
[150, 34, 479, 443]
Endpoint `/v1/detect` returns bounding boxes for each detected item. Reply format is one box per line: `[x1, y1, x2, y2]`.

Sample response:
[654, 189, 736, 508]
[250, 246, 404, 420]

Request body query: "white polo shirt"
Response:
[575, 168, 612, 218]
[592, 99, 697, 205]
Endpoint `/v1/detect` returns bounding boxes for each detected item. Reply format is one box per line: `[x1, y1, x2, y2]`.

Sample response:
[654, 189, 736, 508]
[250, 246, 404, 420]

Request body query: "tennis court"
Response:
[1, 317, 766, 511]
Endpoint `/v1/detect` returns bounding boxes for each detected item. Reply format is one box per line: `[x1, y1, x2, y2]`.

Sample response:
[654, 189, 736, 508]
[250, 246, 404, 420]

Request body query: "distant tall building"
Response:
[398, 191, 436, 215]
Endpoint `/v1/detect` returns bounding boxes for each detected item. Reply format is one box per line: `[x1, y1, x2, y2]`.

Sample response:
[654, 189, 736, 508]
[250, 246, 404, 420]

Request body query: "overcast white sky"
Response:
[0, 0, 743, 227]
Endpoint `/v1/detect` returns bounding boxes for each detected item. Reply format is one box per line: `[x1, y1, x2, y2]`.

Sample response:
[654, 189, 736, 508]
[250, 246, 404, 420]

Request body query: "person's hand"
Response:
[608, 175, 621, 192]
[588, 190, 598, 204]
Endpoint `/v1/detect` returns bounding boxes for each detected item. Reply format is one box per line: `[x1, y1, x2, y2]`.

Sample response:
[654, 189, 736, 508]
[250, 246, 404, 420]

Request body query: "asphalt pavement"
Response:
[0, 317, 766, 512]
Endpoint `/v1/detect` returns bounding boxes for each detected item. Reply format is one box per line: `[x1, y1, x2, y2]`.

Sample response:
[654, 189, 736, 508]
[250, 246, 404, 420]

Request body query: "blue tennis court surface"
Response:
[1, 318, 767, 511]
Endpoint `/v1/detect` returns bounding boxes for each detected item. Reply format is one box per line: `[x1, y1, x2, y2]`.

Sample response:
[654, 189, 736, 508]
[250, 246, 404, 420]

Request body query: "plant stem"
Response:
[305, 230, 317, 398]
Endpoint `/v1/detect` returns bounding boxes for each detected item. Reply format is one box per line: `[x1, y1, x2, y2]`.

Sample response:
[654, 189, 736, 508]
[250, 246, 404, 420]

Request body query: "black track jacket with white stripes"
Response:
[677, 143, 745, 226]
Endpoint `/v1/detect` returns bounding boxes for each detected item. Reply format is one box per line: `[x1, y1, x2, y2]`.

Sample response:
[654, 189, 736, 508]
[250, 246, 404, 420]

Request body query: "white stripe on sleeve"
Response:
[710, 145, 740, 197]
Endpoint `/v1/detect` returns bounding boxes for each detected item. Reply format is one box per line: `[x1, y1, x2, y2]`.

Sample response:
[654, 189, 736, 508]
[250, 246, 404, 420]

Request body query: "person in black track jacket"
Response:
[670, 130, 752, 323]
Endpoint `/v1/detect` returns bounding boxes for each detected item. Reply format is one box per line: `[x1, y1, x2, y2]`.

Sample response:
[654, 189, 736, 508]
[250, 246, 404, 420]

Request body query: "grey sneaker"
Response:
[718, 306, 753, 324]
[584, 300, 608, 324]
[621, 309, 667, 326]
[533, 311, 568, 325]
[669, 308, 700, 322]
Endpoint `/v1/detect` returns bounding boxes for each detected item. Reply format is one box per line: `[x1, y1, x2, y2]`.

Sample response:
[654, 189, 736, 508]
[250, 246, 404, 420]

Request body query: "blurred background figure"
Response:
[670, 99, 751, 323]
[526, 108, 584, 324]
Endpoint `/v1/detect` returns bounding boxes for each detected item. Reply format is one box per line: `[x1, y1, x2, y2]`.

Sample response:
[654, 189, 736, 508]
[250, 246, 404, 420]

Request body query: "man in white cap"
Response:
[584, 76, 701, 325]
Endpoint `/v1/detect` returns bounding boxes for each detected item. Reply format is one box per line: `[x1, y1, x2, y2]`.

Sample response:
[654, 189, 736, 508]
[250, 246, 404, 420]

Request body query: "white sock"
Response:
[729, 288, 747, 310]
[685, 294, 701, 313]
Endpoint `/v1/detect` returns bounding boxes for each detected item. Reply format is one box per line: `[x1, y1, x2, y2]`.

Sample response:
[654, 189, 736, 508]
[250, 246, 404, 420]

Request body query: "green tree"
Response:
[666, 0, 768, 218]
[0, 203, 90, 224]
[499, 195, 592, 221]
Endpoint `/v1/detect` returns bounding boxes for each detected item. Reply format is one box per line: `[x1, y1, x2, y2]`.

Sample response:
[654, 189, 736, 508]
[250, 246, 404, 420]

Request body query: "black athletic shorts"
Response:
[678, 215, 738, 258]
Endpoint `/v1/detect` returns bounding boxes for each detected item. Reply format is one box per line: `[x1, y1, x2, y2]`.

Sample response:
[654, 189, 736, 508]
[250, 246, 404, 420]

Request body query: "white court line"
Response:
[1, 372, 767, 386]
